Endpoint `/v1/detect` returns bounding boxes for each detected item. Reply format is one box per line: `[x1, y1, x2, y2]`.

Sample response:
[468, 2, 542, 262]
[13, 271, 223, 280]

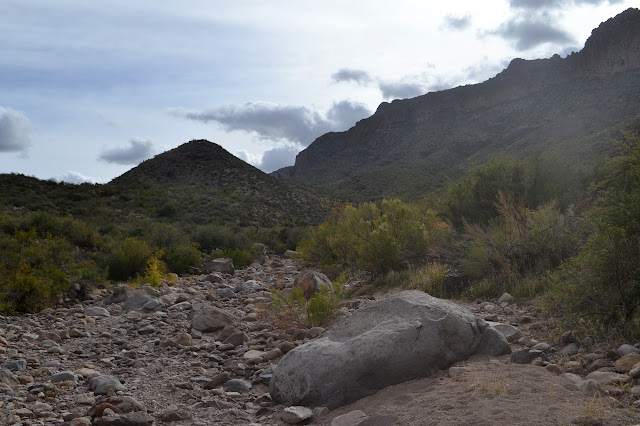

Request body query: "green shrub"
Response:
[107, 237, 152, 281]
[298, 200, 449, 274]
[0, 229, 73, 314]
[270, 282, 343, 328]
[461, 191, 581, 284]
[545, 129, 640, 338]
[407, 262, 449, 297]
[164, 244, 201, 275]
[211, 247, 256, 269]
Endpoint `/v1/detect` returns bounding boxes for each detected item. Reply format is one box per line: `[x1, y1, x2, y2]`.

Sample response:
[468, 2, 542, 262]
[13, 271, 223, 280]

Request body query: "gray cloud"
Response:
[379, 81, 425, 100]
[99, 138, 155, 165]
[489, 18, 575, 50]
[0, 107, 32, 153]
[442, 14, 472, 31]
[259, 145, 300, 173]
[331, 68, 373, 85]
[169, 100, 371, 147]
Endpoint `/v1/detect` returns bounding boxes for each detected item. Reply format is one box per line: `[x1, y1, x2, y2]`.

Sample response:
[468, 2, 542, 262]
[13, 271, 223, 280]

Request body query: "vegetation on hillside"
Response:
[2, 126, 639, 341]
[297, 122, 640, 340]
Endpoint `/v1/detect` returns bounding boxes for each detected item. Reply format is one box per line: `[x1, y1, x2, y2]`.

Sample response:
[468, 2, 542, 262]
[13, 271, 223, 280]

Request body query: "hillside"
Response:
[0, 140, 330, 228]
[108, 139, 330, 227]
[273, 8, 640, 200]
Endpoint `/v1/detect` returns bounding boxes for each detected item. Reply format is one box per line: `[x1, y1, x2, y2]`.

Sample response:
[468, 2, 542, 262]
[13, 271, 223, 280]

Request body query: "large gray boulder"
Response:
[269, 290, 511, 409]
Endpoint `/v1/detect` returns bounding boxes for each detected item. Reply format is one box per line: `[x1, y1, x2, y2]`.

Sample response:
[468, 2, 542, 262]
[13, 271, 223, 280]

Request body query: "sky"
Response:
[1, 0, 637, 184]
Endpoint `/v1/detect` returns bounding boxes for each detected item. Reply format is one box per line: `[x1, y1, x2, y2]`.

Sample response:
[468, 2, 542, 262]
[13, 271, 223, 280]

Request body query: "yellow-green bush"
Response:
[106, 237, 152, 281]
[298, 199, 449, 274]
[270, 282, 343, 328]
[0, 229, 74, 314]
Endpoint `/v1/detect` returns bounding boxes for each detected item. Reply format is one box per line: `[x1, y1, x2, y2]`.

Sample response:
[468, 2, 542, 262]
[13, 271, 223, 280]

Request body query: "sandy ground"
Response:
[312, 354, 640, 426]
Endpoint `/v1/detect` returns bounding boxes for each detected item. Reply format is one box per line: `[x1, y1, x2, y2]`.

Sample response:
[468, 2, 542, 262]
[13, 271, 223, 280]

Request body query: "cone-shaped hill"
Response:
[107, 140, 330, 227]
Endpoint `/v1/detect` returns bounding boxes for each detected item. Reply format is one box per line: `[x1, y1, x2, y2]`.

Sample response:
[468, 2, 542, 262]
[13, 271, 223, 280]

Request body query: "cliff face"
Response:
[272, 8, 640, 198]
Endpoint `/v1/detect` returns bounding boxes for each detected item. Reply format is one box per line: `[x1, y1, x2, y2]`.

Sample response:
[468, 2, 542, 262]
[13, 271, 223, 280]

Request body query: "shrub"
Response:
[0, 229, 74, 314]
[461, 191, 581, 284]
[270, 282, 343, 328]
[106, 237, 152, 281]
[211, 247, 256, 270]
[545, 129, 640, 338]
[298, 200, 449, 274]
[164, 244, 201, 275]
[140, 252, 166, 287]
[406, 262, 450, 297]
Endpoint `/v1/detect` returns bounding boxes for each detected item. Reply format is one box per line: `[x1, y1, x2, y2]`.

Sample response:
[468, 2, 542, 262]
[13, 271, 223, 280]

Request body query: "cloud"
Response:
[378, 81, 425, 100]
[331, 68, 373, 85]
[442, 14, 472, 31]
[55, 171, 98, 184]
[259, 145, 301, 173]
[0, 107, 32, 153]
[169, 100, 371, 147]
[489, 17, 575, 50]
[508, 0, 622, 10]
[99, 138, 155, 165]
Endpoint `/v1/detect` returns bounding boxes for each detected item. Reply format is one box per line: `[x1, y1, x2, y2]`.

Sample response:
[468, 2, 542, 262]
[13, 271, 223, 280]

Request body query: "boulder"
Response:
[205, 258, 235, 275]
[104, 284, 135, 305]
[614, 352, 640, 373]
[293, 269, 333, 298]
[190, 308, 234, 333]
[491, 324, 522, 343]
[269, 291, 510, 409]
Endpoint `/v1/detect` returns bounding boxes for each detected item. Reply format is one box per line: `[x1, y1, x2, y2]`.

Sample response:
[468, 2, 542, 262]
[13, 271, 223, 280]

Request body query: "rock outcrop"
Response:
[273, 8, 640, 200]
[269, 290, 510, 409]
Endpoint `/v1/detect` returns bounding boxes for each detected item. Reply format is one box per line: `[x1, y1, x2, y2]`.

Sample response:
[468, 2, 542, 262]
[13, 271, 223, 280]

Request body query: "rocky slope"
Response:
[2, 256, 640, 425]
[273, 8, 640, 200]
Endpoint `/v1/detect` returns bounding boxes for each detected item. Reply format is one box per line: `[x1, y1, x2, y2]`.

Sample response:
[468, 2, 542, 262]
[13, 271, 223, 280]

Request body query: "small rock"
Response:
[206, 258, 235, 275]
[492, 324, 522, 343]
[50, 371, 76, 383]
[614, 353, 640, 373]
[217, 288, 236, 299]
[90, 375, 126, 395]
[331, 410, 368, 426]
[560, 343, 579, 356]
[617, 344, 640, 356]
[585, 371, 631, 386]
[223, 379, 252, 393]
[84, 306, 110, 317]
[497, 292, 514, 304]
[281, 406, 314, 424]
[577, 379, 607, 397]
[545, 364, 562, 375]
[4, 360, 27, 371]
[510, 349, 546, 364]
[137, 325, 156, 335]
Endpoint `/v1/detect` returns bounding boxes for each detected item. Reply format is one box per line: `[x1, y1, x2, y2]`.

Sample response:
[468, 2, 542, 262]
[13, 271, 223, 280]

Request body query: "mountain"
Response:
[107, 139, 330, 226]
[273, 8, 640, 200]
[1, 140, 330, 228]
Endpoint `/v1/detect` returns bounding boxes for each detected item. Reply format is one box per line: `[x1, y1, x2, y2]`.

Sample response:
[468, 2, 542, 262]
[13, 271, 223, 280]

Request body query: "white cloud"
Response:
[0, 107, 32, 153]
[54, 170, 98, 184]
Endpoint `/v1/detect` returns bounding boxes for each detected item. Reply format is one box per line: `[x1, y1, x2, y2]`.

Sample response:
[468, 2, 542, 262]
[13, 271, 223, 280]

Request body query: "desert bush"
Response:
[192, 224, 247, 252]
[545, 129, 640, 339]
[139, 252, 166, 287]
[0, 229, 74, 314]
[164, 244, 201, 275]
[298, 199, 449, 274]
[270, 282, 343, 328]
[106, 237, 152, 281]
[211, 247, 256, 269]
[440, 156, 583, 227]
[406, 262, 450, 297]
[461, 191, 581, 284]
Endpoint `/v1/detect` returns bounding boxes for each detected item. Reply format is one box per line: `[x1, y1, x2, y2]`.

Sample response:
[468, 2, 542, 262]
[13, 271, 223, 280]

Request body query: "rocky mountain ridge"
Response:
[273, 8, 640, 200]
